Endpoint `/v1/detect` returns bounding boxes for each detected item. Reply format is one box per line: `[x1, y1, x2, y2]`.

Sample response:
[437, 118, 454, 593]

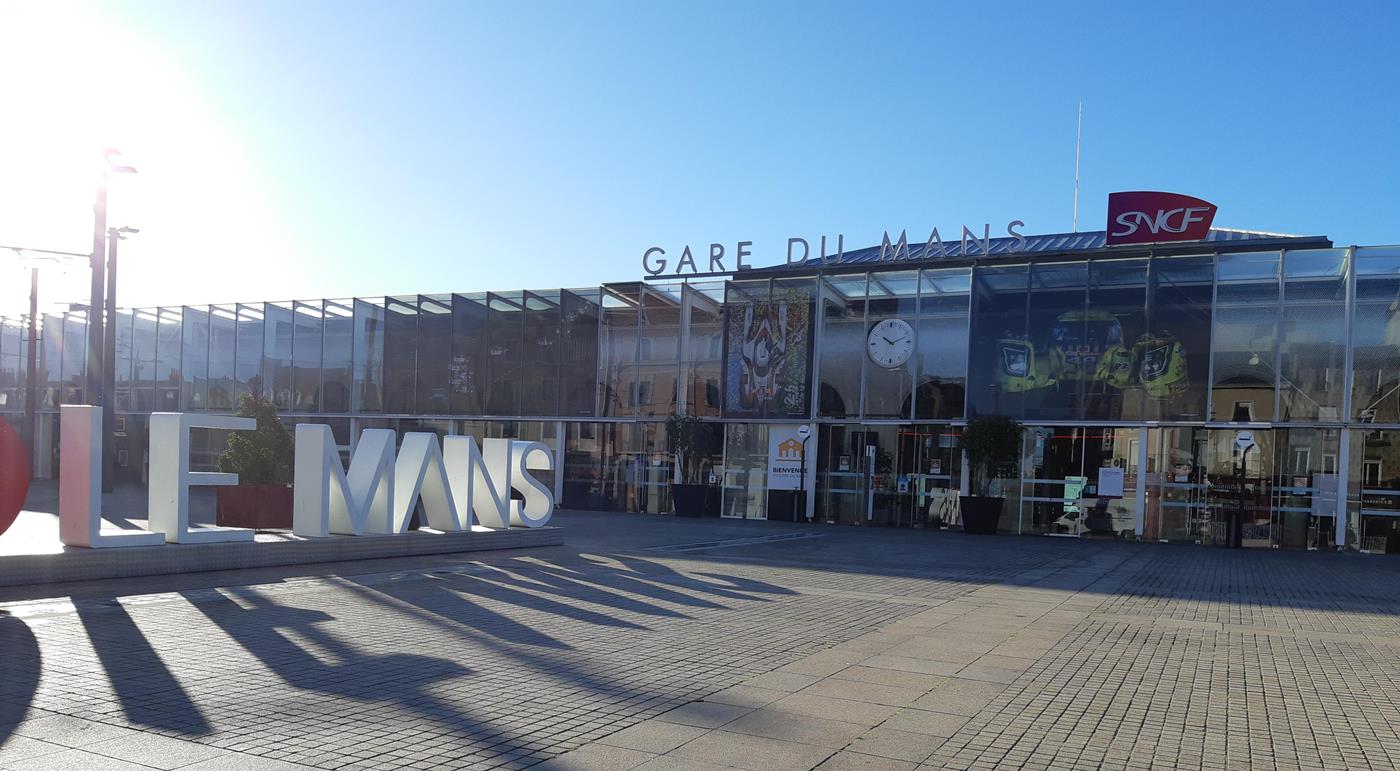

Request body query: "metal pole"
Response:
[87, 168, 108, 407]
[24, 268, 38, 465]
[102, 228, 119, 492]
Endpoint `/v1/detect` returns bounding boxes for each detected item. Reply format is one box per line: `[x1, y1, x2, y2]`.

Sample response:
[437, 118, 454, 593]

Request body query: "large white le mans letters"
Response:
[290, 425, 555, 538]
[58, 405, 554, 549]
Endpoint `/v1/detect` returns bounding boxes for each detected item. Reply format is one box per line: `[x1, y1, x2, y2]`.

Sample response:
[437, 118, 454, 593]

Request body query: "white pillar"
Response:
[1135, 427, 1149, 537]
[1336, 427, 1350, 547]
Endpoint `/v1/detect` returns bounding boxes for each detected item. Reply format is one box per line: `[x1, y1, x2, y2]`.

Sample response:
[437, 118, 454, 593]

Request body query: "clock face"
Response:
[867, 318, 914, 368]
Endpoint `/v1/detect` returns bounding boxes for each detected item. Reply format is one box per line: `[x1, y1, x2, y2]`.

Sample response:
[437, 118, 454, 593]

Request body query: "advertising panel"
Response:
[722, 280, 814, 418]
[767, 424, 809, 491]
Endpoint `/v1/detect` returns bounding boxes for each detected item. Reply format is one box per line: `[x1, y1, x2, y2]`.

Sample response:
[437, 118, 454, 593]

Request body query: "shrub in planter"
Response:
[665, 413, 720, 517]
[956, 415, 1024, 534]
[215, 394, 294, 529]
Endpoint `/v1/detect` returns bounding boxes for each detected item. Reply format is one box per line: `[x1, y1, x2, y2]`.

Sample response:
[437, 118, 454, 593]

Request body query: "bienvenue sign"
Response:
[56, 405, 554, 549]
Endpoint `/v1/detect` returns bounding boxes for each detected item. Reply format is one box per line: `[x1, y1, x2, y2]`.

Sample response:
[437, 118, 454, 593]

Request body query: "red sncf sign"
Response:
[1106, 191, 1217, 246]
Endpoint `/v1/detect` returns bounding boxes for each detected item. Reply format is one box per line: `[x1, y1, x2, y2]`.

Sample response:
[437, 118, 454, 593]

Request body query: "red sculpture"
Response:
[0, 421, 28, 536]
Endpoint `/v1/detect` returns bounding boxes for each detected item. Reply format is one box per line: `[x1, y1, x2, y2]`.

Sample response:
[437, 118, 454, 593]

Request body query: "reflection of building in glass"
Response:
[3, 230, 1400, 552]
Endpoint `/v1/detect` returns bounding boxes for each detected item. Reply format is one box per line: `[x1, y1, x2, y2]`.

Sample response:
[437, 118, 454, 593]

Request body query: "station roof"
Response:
[742, 227, 1334, 278]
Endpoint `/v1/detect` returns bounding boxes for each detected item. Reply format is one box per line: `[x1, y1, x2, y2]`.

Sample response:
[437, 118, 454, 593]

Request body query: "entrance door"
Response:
[1202, 429, 1274, 547]
[895, 425, 961, 528]
[721, 424, 768, 519]
[1021, 427, 1140, 537]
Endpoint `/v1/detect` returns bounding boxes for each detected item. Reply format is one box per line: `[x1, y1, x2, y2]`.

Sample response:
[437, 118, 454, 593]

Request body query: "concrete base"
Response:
[0, 526, 563, 587]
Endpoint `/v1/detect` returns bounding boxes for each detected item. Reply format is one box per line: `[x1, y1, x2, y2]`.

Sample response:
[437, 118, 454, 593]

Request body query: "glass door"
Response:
[721, 423, 768, 519]
[1021, 427, 1140, 537]
[816, 424, 865, 525]
[1202, 429, 1274, 547]
[895, 425, 962, 528]
[1146, 427, 1211, 542]
[1271, 428, 1340, 549]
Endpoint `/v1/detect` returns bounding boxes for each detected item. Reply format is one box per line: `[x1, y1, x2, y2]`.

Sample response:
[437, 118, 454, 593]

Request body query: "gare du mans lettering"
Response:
[642, 220, 1028, 277]
[51, 405, 554, 549]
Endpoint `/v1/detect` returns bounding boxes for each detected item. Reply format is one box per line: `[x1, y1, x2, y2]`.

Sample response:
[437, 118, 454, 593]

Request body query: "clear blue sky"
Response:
[1, 0, 1397, 313]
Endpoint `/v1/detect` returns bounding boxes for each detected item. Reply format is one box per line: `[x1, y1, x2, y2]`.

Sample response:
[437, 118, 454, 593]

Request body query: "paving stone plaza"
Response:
[3, 512, 1400, 770]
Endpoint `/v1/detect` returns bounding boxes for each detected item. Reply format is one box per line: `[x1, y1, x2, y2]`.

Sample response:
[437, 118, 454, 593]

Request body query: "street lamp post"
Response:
[25, 268, 38, 463]
[87, 149, 137, 413]
[101, 226, 138, 492]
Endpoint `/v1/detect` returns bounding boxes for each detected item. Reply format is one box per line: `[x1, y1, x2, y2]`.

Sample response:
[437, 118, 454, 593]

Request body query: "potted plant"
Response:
[665, 413, 719, 517]
[956, 415, 1024, 534]
[215, 394, 295, 529]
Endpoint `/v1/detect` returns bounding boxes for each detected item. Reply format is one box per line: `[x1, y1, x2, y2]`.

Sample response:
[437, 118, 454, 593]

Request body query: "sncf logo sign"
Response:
[1106, 191, 1217, 246]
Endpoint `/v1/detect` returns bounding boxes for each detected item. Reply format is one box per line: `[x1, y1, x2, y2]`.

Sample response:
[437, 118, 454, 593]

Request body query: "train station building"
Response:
[3, 193, 1399, 551]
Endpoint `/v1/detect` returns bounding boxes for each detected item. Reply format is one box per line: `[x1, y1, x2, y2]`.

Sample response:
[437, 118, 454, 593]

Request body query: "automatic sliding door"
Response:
[1022, 426, 1140, 537]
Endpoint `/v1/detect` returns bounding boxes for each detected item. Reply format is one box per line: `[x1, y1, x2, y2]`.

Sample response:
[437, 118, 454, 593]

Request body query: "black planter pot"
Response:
[959, 495, 1004, 534]
[673, 483, 716, 517]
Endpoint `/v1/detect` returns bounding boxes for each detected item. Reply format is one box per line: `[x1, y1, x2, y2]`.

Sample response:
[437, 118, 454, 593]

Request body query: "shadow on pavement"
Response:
[75, 601, 212, 736]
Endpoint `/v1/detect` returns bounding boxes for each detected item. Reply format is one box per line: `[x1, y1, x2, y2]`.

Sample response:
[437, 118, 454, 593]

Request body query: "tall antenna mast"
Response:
[1072, 101, 1083, 232]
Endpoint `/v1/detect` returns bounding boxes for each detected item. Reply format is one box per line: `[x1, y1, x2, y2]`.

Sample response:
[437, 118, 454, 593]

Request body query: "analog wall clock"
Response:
[867, 318, 914, 368]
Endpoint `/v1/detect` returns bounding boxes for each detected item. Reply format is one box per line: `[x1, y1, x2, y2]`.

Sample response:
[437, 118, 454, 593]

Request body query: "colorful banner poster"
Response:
[722, 281, 814, 418]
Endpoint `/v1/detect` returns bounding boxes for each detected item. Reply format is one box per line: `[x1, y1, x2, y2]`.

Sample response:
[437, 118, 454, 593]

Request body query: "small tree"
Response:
[665, 413, 718, 485]
[217, 394, 294, 485]
[957, 415, 1024, 497]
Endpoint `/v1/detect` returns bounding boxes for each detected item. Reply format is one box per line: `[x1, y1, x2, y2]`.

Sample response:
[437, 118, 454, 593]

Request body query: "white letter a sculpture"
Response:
[293, 425, 395, 537]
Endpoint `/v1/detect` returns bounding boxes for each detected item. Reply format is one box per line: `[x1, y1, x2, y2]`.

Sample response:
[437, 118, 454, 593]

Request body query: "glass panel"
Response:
[155, 307, 182, 412]
[1026, 262, 1088, 420]
[966, 265, 1029, 418]
[682, 282, 724, 417]
[113, 311, 133, 412]
[60, 311, 87, 405]
[560, 289, 600, 417]
[1350, 428, 1400, 552]
[636, 286, 680, 417]
[0, 320, 23, 412]
[291, 301, 323, 412]
[560, 421, 633, 512]
[415, 294, 452, 415]
[633, 421, 673, 514]
[863, 271, 918, 419]
[1271, 427, 1340, 550]
[450, 293, 487, 415]
[915, 269, 969, 420]
[1145, 427, 1208, 542]
[721, 422, 768, 519]
[131, 311, 158, 412]
[1146, 255, 1212, 421]
[817, 275, 866, 418]
[262, 303, 293, 410]
[352, 299, 384, 412]
[234, 304, 264, 405]
[485, 291, 524, 416]
[1087, 260, 1147, 421]
[39, 314, 60, 408]
[597, 284, 639, 417]
[1350, 247, 1400, 423]
[181, 306, 210, 410]
[1279, 250, 1347, 421]
[322, 300, 353, 413]
[521, 290, 562, 417]
[1210, 306, 1277, 422]
[1214, 251, 1280, 303]
[382, 296, 417, 414]
[208, 306, 236, 410]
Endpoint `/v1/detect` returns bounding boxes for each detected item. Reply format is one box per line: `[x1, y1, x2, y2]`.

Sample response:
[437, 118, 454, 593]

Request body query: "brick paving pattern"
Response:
[3, 511, 1400, 770]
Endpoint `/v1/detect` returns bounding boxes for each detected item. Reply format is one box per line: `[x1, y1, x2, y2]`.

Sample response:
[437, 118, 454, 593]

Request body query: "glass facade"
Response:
[6, 240, 1400, 550]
